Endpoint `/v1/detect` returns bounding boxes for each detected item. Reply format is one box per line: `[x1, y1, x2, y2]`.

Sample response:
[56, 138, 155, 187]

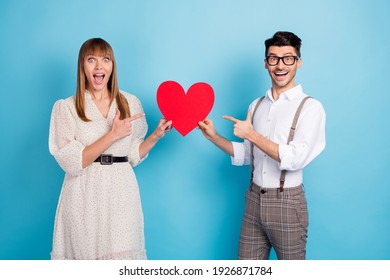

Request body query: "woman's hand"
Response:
[152, 118, 173, 139]
[111, 109, 145, 141]
[138, 118, 172, 159]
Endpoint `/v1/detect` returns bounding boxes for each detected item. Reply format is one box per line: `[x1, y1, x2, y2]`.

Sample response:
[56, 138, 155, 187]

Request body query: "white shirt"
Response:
[231, 84, 326, 188]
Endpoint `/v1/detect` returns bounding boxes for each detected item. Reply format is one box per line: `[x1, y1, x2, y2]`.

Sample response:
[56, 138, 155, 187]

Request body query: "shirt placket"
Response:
[261, 102, 275, 186]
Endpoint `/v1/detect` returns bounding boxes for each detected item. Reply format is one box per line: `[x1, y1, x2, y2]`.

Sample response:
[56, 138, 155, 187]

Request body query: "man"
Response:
[198, 31, 326, 260]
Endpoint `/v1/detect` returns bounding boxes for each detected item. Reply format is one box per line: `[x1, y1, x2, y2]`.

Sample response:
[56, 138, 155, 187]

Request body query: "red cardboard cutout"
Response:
[157, 81, 214, 136]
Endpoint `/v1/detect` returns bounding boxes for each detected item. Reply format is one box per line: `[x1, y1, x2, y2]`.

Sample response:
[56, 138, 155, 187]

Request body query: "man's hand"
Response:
[223, 110, 253, 140]
[198, 119, 218, 142]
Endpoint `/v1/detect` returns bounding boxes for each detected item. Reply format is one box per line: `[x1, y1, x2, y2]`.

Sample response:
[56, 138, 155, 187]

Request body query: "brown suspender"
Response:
[250, 96, 312, 192]
[250, 96, 265, 183]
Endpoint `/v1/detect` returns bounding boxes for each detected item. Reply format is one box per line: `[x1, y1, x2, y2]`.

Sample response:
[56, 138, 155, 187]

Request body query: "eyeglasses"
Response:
[266, 55, 300, 66]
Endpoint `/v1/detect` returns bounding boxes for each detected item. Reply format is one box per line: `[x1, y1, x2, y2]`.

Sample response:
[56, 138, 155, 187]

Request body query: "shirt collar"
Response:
[266, 84, 304, 102]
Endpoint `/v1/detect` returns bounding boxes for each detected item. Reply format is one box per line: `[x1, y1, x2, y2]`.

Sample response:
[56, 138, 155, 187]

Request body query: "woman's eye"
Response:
[88, 58, 95, 62]
[103, 57, 110, 62]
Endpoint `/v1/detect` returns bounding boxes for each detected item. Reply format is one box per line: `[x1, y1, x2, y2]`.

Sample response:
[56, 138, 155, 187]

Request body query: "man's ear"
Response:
[297, 57, 302, 69]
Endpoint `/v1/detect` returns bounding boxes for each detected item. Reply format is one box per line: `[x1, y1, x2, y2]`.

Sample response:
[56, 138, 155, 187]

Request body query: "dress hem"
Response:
[51, 249, 147, 260]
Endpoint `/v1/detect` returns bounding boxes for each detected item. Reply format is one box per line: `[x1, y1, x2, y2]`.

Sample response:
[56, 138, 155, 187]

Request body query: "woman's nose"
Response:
[95, 60, 102, 69]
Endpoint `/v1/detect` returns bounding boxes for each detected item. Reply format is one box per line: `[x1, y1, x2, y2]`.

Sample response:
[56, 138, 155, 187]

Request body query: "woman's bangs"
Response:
[83, 39, 113, 59]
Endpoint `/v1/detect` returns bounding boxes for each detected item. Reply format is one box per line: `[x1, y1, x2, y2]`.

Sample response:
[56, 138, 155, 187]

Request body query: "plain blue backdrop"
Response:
[0, 0, 389, 260]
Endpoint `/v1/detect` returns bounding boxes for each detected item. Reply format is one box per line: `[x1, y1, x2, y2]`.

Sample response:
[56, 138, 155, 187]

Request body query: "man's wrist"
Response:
[209, 132, 220, 144]
[245, 129, 257, 142]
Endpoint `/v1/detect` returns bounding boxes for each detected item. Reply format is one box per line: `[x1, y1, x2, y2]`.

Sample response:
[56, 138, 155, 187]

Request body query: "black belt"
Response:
[94, 154, 128, 165]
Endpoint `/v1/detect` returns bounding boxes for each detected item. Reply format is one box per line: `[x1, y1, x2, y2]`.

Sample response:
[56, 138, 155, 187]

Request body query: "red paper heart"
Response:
[157, 81, 214, 136]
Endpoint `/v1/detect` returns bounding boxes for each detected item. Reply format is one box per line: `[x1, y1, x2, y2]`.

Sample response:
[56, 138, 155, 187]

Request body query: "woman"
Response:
[49, 38, 171, 259]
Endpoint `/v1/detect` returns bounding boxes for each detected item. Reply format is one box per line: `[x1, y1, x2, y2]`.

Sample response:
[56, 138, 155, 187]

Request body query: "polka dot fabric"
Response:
[49, 91, 148, 260]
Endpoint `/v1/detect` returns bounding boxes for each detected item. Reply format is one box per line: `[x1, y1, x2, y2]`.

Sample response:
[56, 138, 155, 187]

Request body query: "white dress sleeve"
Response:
[49, 99, 85, 176]
[126, 95, 148, 167]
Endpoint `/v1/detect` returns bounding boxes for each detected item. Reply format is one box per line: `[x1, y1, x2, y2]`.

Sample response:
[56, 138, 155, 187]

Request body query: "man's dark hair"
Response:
[265, 31, 302, 57]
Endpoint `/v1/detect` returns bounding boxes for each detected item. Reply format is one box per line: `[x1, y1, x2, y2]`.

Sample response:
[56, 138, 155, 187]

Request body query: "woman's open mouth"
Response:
[93, 73, 105, 84]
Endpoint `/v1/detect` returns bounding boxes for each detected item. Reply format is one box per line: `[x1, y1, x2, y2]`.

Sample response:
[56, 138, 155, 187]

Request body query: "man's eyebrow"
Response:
[267, 52, 295, 56]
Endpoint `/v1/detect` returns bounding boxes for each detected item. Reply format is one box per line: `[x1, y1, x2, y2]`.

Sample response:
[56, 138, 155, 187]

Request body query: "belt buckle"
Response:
[100, 154, 113, 165]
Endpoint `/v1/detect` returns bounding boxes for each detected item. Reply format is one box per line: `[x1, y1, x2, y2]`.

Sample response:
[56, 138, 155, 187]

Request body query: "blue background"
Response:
[0, 0, 389, 260]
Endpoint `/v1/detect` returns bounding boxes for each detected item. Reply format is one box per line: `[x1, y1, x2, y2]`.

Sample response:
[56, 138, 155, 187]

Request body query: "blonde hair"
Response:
[75, 38, 130, 121]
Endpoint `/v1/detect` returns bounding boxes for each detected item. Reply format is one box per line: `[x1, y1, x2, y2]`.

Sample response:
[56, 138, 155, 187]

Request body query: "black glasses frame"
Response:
[266, 55, 300, 66]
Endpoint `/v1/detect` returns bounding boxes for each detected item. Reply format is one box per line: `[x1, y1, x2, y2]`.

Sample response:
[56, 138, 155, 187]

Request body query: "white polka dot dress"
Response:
[49, 91, 148, 260]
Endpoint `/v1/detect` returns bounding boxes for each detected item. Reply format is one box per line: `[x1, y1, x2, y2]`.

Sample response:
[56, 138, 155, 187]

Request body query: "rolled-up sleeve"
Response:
[231, 140, 251, 166]
[49, 100, 85, 176]
[127, 96, 148, 167]
[279, 100, 326, 170]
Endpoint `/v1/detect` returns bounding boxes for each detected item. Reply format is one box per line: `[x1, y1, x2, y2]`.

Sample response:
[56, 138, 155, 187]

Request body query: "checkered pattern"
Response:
[238, 183, 308, 260]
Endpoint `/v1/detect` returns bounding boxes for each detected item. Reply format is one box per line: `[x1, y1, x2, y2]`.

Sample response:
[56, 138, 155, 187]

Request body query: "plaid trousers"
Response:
[238, 183, 308, 260]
